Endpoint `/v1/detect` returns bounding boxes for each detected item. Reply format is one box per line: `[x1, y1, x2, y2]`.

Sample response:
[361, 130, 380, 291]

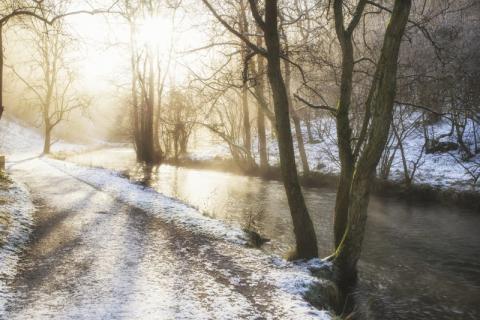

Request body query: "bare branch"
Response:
[294, 94, 337, 115]
[247, 0, 266, 30]
[201, 0, 268, 56]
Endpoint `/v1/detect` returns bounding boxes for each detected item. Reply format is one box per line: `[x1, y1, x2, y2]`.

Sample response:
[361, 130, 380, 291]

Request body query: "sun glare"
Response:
[137, 16, 173, 53]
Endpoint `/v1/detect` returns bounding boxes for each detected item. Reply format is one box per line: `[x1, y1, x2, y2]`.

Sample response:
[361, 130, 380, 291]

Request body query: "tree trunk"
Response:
[305, 111, 315, 143]
[153, 92, 162, 159]
[454, 112, 473, 158]
[292, 112, 310, 175]
[255, 33, 268, 170]
[129, 22, 160, 165]
[153, 67, 166, 162]
[0, 24, 3, 120]
[145, 52, 157, 163]
[242, 85, 253, 162]
[392, 124, 412, 186]
[332, 0, 357, 249]
[334, 0, 412, 289]
[264, 0, 317, 259]
[283, 62, 310, 175]
[257, 106, 268, 169]
[43, 125, 51, 154]
[240, 0, 253, 166]
[281, 18, 310, 176]
[130, 23, 142, 160]
[473, 120, 478, 153]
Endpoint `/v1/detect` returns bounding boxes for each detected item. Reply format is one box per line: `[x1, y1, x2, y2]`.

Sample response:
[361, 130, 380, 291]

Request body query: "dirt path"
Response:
[2, 156, 327, 320]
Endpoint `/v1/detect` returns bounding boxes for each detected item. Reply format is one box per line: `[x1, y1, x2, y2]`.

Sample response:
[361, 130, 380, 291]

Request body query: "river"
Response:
[65, 147, 480, 320]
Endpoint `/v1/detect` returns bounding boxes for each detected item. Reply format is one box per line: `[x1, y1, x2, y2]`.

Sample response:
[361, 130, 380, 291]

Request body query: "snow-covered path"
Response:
[2, 153, 330, 320]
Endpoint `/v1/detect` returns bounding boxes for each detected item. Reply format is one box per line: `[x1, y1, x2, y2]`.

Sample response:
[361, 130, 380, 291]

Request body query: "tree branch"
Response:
[248, 0, 266, 30]
[294, 94, 337, 115]
[201, 0, 268, 56]
[394, 100, 452, 120]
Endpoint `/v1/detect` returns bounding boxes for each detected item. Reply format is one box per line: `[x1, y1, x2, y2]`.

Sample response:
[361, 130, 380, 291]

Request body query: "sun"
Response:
[137, 16, 174, 54]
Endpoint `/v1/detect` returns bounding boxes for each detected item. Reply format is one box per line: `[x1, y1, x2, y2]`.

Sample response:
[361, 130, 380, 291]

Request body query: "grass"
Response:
[49, 151, 69, 160]
[0, 171, 12, 247]
[304, 280, 341, 314]
[0, 169, 11, 183]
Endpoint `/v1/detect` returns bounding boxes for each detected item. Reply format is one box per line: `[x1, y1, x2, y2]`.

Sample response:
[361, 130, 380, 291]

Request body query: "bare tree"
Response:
[9, 5, 90, 153]
[160, 88, 198, 161]
[120, 0, 178, 164]
[239, 0, 254, 166]
[202, 0, 318, 259]
[330, 0, 412, 300]
[391, 106, 425, 187]
[0, 0, 118, 122]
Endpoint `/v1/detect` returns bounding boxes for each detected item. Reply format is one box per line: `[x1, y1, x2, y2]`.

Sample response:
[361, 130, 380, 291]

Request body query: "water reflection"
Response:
[67, 148, 480, 320]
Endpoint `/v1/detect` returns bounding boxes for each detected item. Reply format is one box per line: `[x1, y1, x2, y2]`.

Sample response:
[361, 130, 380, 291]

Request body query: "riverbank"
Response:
[166, 157, 480, 211]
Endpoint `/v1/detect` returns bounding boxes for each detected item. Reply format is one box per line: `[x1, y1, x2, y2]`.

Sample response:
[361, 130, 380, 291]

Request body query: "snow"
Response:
[6, 158, 330, 319]
[23, 158, 331, 319]
[0, 118, 332, 319]
[0, 117, 80, 155]
[382, 115, 480, 190]
[190, 112, 480, 191]
[45, 157, 251, 245]
[0, 116, 119, 160]
[189, 141, 231, 161]
[0, 177, 34, 315]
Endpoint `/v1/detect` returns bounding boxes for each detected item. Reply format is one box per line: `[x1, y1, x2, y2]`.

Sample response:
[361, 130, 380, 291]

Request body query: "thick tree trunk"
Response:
[334, 80, 355, 248]
[333, 163, 353, 249]
[264, 0, 317, 259]
[334, 0, 412, 289]
[332, 0, 357, 249]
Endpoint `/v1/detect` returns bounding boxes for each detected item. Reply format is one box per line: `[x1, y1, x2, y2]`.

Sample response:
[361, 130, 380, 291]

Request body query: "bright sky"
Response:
[61, 0, 209, 96]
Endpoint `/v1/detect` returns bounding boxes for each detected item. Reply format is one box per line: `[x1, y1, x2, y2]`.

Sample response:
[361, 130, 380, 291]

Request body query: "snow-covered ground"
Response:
[189, 113, 480, 192]
[0, 119, 333, 319]
[0, 176, 34, 315]
[0, 116, 122, 160]
[0, 117, 84, 156]
[385, 116, 480, 190]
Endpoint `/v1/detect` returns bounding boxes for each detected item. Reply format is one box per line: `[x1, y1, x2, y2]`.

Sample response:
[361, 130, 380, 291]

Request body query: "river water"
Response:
[66, 147, 480, 320]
